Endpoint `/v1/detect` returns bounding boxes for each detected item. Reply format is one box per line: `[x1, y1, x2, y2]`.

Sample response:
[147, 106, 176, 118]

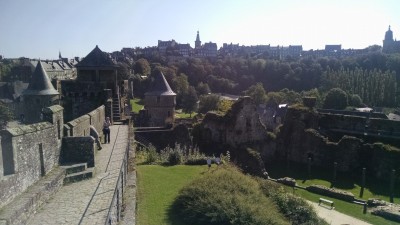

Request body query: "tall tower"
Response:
[383, 25, 394, 53]
[195, 31, 201, 49]
[144, 71, 176, 127]
[22, 60, 60, 124]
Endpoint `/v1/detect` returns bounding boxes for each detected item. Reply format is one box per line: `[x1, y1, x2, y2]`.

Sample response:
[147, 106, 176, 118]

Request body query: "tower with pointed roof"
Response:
[383, 25, 400, 53]
[61, 45, 120, 121]
[22, 60, 60, 124]
[195, 31, 201, 49]
[144, 71, 176, 126]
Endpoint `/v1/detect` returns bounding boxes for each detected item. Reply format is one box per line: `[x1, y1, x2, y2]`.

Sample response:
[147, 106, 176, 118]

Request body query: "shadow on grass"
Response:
[266, 161, 356, 189]
[265, 160, 400, 201]
[166, 200, 189, 225]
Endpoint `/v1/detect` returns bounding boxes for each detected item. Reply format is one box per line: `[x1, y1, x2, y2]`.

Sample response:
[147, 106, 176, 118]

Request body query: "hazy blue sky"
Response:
[0, 0, 399, 59]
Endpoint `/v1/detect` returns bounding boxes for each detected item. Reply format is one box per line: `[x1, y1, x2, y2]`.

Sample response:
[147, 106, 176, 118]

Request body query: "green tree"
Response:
[196, 82, 211, 96]
[349, 94, 363, 107]
[323, 88, 348, 109]
[244, 83, 266, 105]
[172, 73, 189, 107]
[117, 62, 131, 81]
[134, 58, 151, 76]
[198, 94, 220, 113]
[181, 86, 198, 116]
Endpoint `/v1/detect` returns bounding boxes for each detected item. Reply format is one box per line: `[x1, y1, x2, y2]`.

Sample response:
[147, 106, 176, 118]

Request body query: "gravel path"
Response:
[309, 201, 373, 225]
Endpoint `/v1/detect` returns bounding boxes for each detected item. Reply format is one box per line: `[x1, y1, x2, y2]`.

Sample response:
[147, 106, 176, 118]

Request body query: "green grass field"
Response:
[268, 161, 400, 225]
[130, 98, 144, 113]
[136, 165, 206, 225]
[174, 109, 197, 119]
[267, 161, 400, 202]
[136, 164, 397, 225]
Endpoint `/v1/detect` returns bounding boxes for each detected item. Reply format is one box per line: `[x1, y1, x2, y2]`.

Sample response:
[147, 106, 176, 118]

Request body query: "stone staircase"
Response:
[61, 163, 94, 185]
[113, 96, 121, 122]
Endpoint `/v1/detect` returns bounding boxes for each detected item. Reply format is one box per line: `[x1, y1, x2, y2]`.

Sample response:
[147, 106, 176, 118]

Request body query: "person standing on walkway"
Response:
[103, 117, 111, 144]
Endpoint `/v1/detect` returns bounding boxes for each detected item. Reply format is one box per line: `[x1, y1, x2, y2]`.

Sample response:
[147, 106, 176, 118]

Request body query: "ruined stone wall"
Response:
[275, 107, 400, 179]
[319, 113, 400, 135]
[0, 121, 60, 209]
[202, 97, 267, 147]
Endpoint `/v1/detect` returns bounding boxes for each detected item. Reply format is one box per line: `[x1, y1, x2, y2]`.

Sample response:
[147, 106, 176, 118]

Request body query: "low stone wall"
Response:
[64, 115, 90, 137]
[134, 124, 191, 150]
[0, 121, 60, 209]
[88, 105, 105, 137]
[60, 137, 95, 167]
[64, 105, 105, 138]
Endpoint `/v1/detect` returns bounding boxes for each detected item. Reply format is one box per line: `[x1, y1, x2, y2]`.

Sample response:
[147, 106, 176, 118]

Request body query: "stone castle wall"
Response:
[64, 105, 105, 138]
[0, 120, 61, 209]
[0, 104, 104, 210]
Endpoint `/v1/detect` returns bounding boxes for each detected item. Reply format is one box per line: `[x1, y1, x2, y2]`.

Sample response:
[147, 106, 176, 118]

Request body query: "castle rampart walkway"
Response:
[27, 125, 129, 225]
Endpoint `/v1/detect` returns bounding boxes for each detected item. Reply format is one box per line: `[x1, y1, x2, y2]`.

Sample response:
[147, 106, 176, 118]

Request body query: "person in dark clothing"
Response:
[103, 117, 111, 144]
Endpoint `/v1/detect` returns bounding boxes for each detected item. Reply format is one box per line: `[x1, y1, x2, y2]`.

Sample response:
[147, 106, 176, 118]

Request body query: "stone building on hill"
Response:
[142, 71, 176, 127]
[22, 60, 60, 124]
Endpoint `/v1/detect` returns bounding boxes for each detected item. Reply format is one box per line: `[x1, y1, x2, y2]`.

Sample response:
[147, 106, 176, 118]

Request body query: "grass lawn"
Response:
[130, 98, 144, 113]
[175, 109, 197, 119]
[268, 161, 400, 225]
[136, 165, 206, 225]
[266, 161, 400, 202]
[293, 188, 399, 225]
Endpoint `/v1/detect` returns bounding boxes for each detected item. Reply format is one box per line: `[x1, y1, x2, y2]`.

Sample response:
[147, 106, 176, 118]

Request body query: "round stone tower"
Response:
[22, 60, 60, 124]
[144, 71, 176, 127]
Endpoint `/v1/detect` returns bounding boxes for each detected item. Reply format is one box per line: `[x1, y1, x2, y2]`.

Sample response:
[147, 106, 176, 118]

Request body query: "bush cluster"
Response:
[306, 184, 355, 202]
[171, 167, 289, 225]
[257, 179, 328, 225]
[137, 144, 207, 165]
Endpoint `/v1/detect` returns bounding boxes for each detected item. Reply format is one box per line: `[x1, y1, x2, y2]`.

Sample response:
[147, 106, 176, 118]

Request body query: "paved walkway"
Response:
[309, 202, 372, 225]
[27, 125, 129, 225]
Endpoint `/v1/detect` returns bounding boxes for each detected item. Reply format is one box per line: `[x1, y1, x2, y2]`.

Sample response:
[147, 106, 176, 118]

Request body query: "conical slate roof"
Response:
[145, 71, 176, 96]
[76, 45, 117, 68]
[23, 60, 59, 95]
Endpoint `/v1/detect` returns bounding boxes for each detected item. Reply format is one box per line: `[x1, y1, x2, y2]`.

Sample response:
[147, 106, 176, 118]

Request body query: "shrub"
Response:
[306, 184, 355, 202]
[136, 144, 158, 164]
[257, 179, 328, 225]
[171, 167, 289, 225]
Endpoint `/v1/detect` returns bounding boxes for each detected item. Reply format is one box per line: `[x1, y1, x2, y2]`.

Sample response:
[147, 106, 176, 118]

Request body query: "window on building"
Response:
[38, 143, 45, 176]
[2, 138, 15, 176]
[57, 120, 61, 139]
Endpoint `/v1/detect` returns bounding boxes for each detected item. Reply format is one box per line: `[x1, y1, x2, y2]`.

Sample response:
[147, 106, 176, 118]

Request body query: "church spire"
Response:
[195, 30, 201, 48]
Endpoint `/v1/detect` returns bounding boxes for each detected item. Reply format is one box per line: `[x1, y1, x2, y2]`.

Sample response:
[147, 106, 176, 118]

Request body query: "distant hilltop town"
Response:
[1, 26, 400, 65]
[111, 27, 400, 61]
